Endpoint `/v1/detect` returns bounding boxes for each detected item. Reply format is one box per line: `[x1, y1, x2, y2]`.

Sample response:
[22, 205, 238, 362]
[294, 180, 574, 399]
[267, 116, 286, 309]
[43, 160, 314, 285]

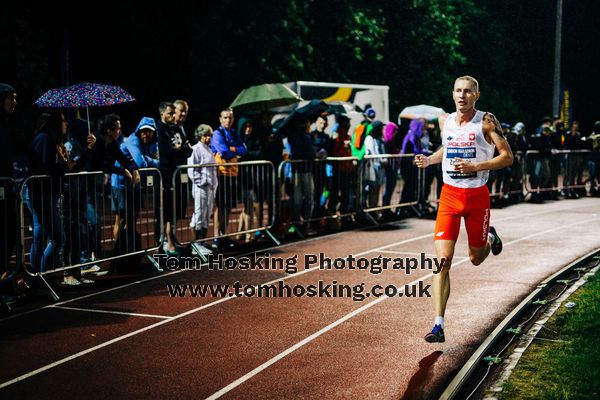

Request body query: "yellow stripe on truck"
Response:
[321, 87, 353, 102]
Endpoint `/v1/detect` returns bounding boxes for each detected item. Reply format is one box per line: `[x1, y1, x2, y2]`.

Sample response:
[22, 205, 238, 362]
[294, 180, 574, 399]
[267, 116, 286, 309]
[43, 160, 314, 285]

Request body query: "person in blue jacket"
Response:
[111, 117, 159, 252]
[210, 108, 247, 249]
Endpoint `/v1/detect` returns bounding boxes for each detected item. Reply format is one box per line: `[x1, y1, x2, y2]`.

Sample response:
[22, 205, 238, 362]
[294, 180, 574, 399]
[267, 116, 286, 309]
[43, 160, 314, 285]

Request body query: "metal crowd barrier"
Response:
[172, 160, 278, 255]
[0, 177, 20, 282]
[487, 151, 526, 201]
[524, 150, 591, 196]
[362, 154, 420, 220]
[19, 168, 163, 300]
[277, 157, 361, 236]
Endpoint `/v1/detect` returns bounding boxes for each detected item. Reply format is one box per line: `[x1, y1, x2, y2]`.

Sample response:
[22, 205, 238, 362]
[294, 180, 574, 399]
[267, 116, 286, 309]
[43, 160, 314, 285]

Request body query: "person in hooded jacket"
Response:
[110, 117, 159, 254]
[382, 122, 401, 216]
[401, 119, 426, 206]
[363, 121, 386, 214]
[0, 83, 18, 281]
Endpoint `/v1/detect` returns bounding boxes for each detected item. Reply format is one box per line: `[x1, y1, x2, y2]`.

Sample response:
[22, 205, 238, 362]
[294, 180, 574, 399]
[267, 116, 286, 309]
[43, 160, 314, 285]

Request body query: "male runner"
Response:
[414, 76, 513, 342]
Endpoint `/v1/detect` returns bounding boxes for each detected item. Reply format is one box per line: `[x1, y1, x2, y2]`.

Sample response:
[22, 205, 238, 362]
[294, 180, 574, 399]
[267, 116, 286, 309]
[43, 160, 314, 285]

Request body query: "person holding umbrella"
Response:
[414, 76, 513, 342]
[28, 110, 97, 285]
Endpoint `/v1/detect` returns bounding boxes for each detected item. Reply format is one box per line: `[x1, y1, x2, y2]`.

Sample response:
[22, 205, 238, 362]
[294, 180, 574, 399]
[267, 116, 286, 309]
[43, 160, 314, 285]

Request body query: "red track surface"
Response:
[1, 198, 600, 399]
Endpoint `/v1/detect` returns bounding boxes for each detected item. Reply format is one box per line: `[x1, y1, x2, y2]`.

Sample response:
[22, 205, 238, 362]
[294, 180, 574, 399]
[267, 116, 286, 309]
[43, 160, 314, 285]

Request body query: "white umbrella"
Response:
[399, 104, 446, 121]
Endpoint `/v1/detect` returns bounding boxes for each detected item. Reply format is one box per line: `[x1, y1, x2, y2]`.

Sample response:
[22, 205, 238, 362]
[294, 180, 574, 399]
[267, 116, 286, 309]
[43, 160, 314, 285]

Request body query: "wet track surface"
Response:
[1, 198, 599, 399]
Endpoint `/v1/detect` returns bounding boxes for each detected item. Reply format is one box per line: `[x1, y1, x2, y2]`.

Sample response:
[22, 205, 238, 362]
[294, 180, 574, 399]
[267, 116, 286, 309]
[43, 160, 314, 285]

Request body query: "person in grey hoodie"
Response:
[187, 124, 218, 247]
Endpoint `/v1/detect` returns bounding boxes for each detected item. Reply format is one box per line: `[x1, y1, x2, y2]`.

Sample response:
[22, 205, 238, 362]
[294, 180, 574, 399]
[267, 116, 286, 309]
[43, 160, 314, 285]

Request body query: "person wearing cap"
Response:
[188, 124, 218, 251]
[0, 83, 17, 280]
[414, 76, 513, 343]
[351, 107, 376, 161]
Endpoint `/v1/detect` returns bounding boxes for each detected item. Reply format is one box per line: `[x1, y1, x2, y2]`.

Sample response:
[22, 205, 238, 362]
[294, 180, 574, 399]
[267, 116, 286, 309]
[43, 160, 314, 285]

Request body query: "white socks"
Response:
[434, 316, 444, 328]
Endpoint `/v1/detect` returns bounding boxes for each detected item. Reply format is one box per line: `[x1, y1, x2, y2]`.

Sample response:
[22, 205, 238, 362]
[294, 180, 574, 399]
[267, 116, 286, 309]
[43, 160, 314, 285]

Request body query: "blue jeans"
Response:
[28, 193, 64, 273]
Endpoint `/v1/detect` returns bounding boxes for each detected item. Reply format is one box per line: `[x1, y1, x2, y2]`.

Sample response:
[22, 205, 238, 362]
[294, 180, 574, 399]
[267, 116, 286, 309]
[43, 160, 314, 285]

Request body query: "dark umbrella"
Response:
[325, 100, 363, 116]
[35, 82, 136, 132]
[277, 100, 329, 135]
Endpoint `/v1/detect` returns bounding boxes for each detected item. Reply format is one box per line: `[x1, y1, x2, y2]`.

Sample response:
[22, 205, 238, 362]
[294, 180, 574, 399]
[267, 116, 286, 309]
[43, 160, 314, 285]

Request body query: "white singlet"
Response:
[441, 110, 496, 188]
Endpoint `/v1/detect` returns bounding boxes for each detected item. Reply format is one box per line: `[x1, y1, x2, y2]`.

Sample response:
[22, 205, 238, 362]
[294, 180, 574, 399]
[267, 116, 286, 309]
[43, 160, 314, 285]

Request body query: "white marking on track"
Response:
[51, 305, 171, 319]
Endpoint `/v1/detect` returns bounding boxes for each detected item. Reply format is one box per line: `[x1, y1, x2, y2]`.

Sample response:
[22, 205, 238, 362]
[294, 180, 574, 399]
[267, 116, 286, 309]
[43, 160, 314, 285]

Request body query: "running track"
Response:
[1, 198, 599, 399]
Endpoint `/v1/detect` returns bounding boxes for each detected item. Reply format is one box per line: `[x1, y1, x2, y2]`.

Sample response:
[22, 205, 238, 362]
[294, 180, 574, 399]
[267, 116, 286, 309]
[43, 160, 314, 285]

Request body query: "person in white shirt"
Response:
[188, 124, 218, 243]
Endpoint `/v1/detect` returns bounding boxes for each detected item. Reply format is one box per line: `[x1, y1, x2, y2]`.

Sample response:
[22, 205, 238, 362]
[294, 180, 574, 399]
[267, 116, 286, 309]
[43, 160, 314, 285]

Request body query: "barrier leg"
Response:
[146, 251, 163, 272]
[264, 229, 281, 246]
[38, 274, 60, 302]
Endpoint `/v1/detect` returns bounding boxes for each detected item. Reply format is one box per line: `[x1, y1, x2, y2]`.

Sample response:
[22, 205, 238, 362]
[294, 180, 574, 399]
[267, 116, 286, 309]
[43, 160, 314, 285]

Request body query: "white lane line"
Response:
[204, 216, 600, 399]
[376, 250, 469, 260]
[0, 211, 598, 390]
[0, 269, 183, 324]
[51, 305, 171, 320]
[3, 201, 592, 324]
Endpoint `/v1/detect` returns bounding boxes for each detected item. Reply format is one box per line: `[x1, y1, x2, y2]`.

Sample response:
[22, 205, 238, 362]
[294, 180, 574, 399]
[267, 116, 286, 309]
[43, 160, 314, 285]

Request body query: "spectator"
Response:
[351, 107, 375, 160]
[529, 126, 553, 202]
[382, 122, 400, 216]
[587, 121, 600, 195]
[187, 124, 217, 254]
[400, 119, 426, 207]
[363, 121, 386, 214]
[173, 100, 191, 143]
[419, 122, 439, 212]
[311, 114, 331, 220]
[121, 117, 159, 169]
[238, 118, 262, 241]
[99, 114, 141, 248]
[490, 122, 513, 205]
[550, 118, 565, 198]
[0, 83, 18, 281]
[63, 119, 104, 277]
[210, 108, 247, 250]
[564, 121, 585, 198]
[157, 102, 192, 254]
[28, 111, 94, 285]
[286, 116, 316, 234]
[328, 115, 354, 220]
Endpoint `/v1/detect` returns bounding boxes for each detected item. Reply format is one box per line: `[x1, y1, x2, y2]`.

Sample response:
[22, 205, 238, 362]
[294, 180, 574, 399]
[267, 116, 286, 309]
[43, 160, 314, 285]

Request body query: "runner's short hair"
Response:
[455, 76, 479, 92]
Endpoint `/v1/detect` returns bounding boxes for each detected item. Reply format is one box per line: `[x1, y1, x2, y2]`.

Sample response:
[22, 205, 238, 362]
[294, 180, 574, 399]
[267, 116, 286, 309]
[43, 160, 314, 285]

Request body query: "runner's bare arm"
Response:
[453, 112, 513, 173]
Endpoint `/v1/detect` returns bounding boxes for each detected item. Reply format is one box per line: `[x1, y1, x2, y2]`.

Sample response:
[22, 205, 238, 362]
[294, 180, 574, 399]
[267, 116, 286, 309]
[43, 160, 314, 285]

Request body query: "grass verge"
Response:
[499, 272, 600, 400]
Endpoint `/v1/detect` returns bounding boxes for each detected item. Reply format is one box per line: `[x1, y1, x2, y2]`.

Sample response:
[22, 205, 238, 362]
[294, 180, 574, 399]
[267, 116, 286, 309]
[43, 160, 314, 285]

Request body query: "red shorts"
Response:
[434, 184, 490, 248]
